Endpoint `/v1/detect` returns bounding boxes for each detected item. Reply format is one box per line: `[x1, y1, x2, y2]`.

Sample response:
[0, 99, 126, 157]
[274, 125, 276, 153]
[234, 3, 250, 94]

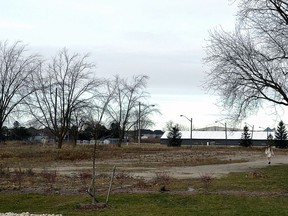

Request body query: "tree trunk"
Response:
[57, 138, 63, 149]
[91, 130, 99, 204]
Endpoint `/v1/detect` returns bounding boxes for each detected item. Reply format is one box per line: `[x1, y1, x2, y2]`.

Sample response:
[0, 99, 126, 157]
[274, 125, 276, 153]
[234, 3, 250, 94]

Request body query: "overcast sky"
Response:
[1, 0, 284, 131]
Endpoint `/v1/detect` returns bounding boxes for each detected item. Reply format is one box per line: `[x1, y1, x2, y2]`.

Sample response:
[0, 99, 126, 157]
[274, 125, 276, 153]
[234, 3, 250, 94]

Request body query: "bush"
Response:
[240, 125, 252, 147]
[275, 140, 288, 148]
[167, 124, 182, 147]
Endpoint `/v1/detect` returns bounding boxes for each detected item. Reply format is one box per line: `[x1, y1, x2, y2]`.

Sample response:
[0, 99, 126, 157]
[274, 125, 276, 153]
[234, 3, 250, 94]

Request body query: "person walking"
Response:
[265, 145, 274, 164]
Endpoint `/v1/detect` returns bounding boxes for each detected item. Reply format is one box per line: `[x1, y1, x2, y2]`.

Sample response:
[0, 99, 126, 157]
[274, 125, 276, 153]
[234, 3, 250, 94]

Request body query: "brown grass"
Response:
[0, 142, 287, 194]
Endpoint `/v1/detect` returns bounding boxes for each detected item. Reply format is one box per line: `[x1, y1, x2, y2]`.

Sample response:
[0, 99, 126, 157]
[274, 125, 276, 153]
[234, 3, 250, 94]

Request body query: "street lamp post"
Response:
[180, 115, 192, 144]
[215, 121, 227, 146]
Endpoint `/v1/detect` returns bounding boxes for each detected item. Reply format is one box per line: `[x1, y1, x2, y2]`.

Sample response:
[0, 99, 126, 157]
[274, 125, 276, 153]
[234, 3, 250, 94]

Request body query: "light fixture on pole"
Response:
[215, 120, 227, 146]
[180, 115, 192, 144]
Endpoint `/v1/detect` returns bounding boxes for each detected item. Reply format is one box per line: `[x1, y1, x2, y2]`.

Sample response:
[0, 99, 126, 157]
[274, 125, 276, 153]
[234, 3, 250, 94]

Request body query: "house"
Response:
[140, 129, 164, 139]
[160, 130, 273, 146]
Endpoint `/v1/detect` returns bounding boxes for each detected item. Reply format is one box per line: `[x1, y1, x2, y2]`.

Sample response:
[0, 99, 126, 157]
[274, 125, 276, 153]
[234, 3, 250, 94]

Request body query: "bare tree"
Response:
[69, 79, 115, 146]
[0, 41, 40, 140]
[26, 48, 101, 148]
[70, 108, 90, 146]
[88, 79, 116, 204]
[106, 75, 150, 146]
[136, 102, 158, 128]
[204, 0, 288, 122]
[164, 120, 187, 132]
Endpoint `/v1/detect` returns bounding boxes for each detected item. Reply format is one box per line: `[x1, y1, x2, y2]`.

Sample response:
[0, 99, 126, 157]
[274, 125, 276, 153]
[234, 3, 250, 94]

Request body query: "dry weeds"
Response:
[0, 142, 287, 195]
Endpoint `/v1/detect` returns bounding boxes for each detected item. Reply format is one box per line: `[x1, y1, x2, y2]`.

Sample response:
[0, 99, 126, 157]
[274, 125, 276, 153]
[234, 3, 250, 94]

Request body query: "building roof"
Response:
[161, 131, 273, 140]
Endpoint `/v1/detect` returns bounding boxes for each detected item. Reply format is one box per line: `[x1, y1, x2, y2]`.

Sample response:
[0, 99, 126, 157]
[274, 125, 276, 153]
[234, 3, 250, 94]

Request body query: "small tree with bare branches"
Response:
[106, 75, 155, 147]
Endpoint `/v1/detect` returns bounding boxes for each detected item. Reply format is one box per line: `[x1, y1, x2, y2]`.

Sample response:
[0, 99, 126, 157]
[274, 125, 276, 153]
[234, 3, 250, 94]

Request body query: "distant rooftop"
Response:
[161, 130, 273, 140]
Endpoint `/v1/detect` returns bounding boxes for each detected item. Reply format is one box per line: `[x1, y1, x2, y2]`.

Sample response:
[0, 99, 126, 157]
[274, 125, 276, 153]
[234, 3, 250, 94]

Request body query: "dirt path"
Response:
[43, 151, 288, 180]
[132, 155, 288, 179]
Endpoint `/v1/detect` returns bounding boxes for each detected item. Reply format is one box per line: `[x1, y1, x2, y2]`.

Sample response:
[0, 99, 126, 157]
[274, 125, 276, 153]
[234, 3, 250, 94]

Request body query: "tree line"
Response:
[1, 120, 121, 143]
[165, 120, 288, 148]
[240, 120, 288, 148]
[0, 41, 159, 148]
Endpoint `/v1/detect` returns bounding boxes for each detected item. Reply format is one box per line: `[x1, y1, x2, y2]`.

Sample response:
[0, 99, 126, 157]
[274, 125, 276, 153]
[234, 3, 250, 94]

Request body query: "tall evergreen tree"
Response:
[167, 124, 182, 147]
[275, 120, 288, 148]
[240, 125, 252, 147]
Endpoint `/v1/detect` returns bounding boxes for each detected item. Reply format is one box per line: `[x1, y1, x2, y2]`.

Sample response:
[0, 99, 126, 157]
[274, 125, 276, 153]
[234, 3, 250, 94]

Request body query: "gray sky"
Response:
[1, 0, 283, 130]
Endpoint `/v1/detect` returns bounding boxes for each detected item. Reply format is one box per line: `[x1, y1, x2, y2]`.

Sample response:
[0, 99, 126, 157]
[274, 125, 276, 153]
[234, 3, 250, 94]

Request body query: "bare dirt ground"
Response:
[161, 155, 288, 179]
[2, 144, 288, 195]
[2, 145, 288, 215]
[43, 146, 288, 180]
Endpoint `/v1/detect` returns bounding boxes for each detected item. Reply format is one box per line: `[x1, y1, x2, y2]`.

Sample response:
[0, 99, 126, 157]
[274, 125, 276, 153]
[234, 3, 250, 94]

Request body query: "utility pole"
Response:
[180, 115, 193, 145]
[215, 121, 227, 146]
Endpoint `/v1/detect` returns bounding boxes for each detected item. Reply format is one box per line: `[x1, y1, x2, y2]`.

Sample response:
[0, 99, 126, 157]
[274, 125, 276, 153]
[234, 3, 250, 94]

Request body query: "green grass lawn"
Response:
[0, 193, 287, 216]
[212, 164, 288, 192]
[1, 164, 288, 216]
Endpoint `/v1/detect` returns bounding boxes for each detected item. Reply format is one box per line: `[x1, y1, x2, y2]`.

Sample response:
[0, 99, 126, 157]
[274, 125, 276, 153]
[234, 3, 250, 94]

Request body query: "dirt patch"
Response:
[1, 144, 288, 195]
[76, 203, 111, 210]
[39, 149, 287, 180]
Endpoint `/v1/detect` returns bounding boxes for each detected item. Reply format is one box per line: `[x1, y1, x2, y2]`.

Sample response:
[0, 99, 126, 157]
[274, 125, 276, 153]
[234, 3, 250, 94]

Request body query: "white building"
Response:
[160, 130, 273, 146]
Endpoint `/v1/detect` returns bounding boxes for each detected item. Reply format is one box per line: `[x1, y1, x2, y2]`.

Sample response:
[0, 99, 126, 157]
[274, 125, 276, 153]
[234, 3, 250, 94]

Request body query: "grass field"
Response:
[1, 192, 288, 216]
[0, 143, 288, 215]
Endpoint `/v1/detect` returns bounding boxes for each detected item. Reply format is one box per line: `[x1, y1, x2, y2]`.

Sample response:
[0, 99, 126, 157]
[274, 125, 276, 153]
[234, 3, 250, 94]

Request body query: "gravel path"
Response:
[133, 155, 288, 179]
[37, 153, 288, 180]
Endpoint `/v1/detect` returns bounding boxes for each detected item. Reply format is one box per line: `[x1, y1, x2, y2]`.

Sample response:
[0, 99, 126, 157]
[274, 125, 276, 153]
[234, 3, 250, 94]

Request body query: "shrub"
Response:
[11, 168, 25, 189]
[167, 124, 182, 147]
[154, 172, 171, 192]
[41, 169, 57, 186]
[79, 172, 92, 185]
[199, 173, 214, 192]
[115, 171, 132, 188]
[240, 125, 252, 147]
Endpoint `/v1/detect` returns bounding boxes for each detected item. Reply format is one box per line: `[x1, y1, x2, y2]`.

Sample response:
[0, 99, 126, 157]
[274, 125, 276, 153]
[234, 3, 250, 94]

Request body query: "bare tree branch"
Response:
[26, 48, 102, 148]
[106, 74, 152, 146]
[205, 0, 288, 122]
[0, 41, 40, 140]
